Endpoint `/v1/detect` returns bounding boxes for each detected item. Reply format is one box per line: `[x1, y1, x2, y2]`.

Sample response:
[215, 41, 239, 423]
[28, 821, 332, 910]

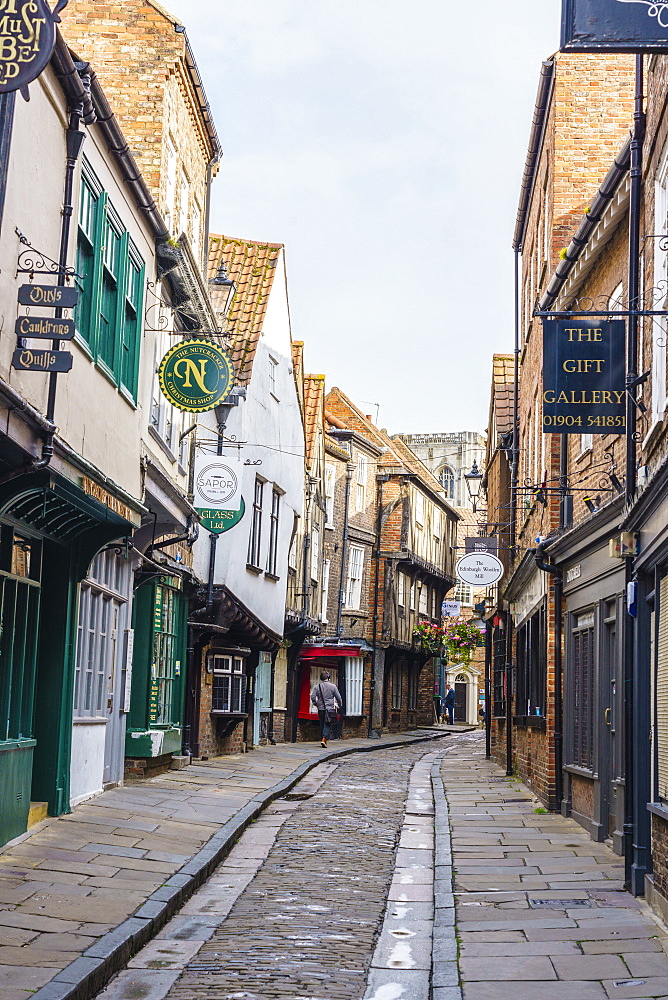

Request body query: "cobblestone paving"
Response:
[158, 744, 431, 1000]
[444, 734, 668, 1000]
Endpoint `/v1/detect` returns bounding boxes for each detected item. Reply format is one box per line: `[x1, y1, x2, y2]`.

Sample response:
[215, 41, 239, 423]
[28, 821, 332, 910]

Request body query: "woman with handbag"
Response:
[310, 670, 343, 748]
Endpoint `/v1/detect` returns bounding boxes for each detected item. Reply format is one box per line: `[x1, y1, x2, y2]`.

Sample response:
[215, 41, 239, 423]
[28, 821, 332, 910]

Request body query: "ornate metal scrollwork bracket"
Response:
[15, 228, 77, 280]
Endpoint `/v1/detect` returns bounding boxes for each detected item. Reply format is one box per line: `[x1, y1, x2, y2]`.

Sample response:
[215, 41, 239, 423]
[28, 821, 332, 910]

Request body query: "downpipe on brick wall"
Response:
[535, 536, 563, 812]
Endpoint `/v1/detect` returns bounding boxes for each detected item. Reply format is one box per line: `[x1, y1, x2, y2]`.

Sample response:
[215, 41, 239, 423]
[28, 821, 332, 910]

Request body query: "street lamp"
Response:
[212, 259, 237, 319]
[464, 461, 484, 513]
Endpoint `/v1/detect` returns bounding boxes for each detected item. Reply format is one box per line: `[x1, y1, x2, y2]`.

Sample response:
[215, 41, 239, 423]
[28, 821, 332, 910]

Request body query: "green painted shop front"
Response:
[0, 468, 139, 848]
[125, 575, 188, 765]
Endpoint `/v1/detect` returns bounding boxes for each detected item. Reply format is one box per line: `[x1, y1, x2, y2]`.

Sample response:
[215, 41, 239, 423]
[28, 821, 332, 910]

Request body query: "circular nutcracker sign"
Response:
[456, 553, 504, 588]
[158, 339, 234, 413]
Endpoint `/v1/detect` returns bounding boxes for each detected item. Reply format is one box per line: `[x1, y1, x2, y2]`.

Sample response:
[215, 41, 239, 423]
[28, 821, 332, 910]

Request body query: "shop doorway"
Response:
[455, 674, 467, 723]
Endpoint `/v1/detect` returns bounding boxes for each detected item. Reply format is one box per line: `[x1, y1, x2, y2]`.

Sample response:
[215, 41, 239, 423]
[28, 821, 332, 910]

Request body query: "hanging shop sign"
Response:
[442, 600, 462, 618]
[542, 319, 626, 434]
[15, 316, 75, 340]
[561, 0, 668, 52]
[17, 284, 79, 308]
[465, 536, 499, 557]
[456, 553, 504, 588]
[197, 498, 246, 536]
[12, 347, 72, 372]
[158, 339, 235, 413]
[193, 454, 243, 512]
[0, 1, 70, 96]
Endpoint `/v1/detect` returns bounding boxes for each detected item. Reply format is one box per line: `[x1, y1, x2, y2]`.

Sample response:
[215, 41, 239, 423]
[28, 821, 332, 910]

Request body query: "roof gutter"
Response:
[539, 137, 631, 311]
[175, 25, 222, 163]
[513, 60, 555, 253]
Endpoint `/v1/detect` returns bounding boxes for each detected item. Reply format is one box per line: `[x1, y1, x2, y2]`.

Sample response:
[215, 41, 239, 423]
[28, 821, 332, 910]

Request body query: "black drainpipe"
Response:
[535, 536, 563, 811]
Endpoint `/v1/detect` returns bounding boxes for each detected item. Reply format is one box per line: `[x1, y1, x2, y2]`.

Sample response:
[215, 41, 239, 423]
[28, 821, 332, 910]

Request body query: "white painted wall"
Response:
[70, 722, 106, 807]
[192, 249, 304, 639]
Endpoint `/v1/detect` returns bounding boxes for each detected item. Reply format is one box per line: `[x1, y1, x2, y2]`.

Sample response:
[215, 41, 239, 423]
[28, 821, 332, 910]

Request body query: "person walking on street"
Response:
[445, 683, 455, 725]
[310, 670, 343, 747]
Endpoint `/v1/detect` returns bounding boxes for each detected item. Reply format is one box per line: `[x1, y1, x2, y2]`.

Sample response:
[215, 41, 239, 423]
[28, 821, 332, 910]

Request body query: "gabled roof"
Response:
[304, 375, 325, 464]
[208, 235, 283, 386]
[491, 354, 515, 438]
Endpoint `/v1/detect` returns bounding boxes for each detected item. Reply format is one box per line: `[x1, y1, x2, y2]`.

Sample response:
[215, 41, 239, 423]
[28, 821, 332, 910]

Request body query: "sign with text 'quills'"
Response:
[562, 0, 668, 52]
[15, 316, 75, 340]
[542, 319, 626, 434]
[12, 347, 72, 372]
[18, 285, 78, 308]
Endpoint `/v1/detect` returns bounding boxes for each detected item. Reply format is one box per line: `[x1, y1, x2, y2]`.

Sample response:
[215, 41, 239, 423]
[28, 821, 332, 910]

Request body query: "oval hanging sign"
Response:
[0, 1, 70, 97]
[456, 553, 504, 588]
[158, 339, 235, 413]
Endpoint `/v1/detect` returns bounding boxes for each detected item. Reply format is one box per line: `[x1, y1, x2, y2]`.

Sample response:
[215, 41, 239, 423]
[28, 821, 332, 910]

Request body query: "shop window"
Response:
[211, 655, 247, 714]
[408, 667, 419, 712]
[73, 549, 132, 721]
[345, 657, 364, 716]
[571, 610, 596, 770]
[345, 544, 364, 610]
[515, 605, 546, 721]
[75, 160, 145, 401]
[248, 478, 264, 569]
[150, 584, 182, 726]
[391, 661, 402, 710]
[0, 529, 41, 743]
[657, 576, 668, 799]
[493, 622, 507, 718]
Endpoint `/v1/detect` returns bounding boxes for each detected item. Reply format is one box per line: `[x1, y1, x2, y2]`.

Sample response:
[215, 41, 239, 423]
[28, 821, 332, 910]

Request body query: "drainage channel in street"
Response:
[90, 741, 451, 1000]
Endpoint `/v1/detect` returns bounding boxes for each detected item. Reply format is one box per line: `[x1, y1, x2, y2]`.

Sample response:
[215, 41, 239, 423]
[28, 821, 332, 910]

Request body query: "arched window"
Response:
[456, 673, 468, 684]
[439, 466, 455, 499]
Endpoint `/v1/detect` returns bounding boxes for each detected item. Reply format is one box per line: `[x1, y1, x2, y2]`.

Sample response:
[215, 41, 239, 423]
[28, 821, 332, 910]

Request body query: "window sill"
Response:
[265, 572, 280, 582]
[73, 331, 94, 361]
[148, 425, 178, 464]
[648, 801, 668, 823]
[564, 763, 594, 779]
[119, 384, 138, 409]
[513, 715, 546, 730]
[95, 359, 119, 390]
[247, 564, 263, 575]
[642, 417, 665, 453]
[210, 711, 248, 719]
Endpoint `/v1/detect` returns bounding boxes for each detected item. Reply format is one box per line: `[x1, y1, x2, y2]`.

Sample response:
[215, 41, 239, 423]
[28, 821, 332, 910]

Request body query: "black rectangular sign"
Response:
[562, 0, 668, 52]
[17, 285, 79, 309]
[15, 316, 75, 340]
[542, 319, 626, 434]
[465, 536, 499, 556]
[12, 348, 73, 373]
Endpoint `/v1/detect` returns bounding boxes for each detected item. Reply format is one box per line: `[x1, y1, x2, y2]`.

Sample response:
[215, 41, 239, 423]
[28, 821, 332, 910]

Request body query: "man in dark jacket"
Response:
[310, 670, 343, 747]
[445, 683, 456, 725]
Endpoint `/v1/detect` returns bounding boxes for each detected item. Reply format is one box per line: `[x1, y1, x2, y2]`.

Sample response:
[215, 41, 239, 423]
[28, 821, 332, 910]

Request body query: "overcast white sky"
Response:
[165, 0, 563, 435]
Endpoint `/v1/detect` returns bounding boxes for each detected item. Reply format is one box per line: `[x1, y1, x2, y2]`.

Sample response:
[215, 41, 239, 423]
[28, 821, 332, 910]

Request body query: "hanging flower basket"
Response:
[413, 620, 445, 655]
[443, 619, 484, 665]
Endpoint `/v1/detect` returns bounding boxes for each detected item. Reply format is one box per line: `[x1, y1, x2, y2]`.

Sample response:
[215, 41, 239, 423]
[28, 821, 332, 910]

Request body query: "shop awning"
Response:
[300, 646, 365, 659]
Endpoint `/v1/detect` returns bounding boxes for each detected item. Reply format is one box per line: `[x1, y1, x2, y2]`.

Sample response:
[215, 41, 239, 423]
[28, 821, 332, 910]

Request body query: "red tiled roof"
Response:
[208, 234, 283, 386]
[303, 375, 325, 464]
[491, 354, 515, 438]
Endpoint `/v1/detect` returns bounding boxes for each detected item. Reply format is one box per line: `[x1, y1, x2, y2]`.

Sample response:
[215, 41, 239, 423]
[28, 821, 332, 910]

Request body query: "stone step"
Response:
[27, 801, 48, 828]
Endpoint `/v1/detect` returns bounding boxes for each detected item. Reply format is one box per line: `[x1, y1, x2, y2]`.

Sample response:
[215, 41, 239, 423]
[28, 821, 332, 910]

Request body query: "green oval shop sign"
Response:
[158, 339, 234, 412]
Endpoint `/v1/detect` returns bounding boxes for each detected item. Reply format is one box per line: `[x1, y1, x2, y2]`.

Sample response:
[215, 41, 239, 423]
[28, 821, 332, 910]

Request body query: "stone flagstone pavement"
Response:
[443, 732, 668, 1000]
[0, 729, 451, 1000]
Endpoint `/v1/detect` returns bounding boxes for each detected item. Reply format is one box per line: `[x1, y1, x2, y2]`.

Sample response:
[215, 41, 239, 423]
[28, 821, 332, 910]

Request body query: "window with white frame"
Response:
[345, 657, 364, 716]
[150, 333, 178, 455]
[191, 200, 202, 259]
[321, 559, 330, 622]
[248, 478, 264, 569]
[211, 654, 247, 714]
[179, 168, 189, 236]
[398, 572, 405, 608]
[266, 488, 280, 577]
[580, 433, 594, 454]
[454, 581, 473, 606]
[324, 464, 335, 526]
[415, 490, 424, 527]
[73, 549, 132, 720]
[310, 524, 320, 581]
[345, 544, 364, 609]
[356, 453, 367, 512]
[288, 520, 298, 571]
[164, 135, 177, 233]
[269, 356, 279, 398]
[654, 145, 668, 426]
[419, 583, 428, 616]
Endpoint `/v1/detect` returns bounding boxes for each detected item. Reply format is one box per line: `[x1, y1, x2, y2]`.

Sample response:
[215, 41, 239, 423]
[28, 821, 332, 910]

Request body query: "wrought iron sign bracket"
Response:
[15, 228, 77, 280]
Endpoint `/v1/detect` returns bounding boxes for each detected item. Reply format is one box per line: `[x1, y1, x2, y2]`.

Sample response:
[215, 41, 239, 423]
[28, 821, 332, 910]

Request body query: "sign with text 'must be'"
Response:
[562, 0, 668, 52]
[542, 319, 626, 434]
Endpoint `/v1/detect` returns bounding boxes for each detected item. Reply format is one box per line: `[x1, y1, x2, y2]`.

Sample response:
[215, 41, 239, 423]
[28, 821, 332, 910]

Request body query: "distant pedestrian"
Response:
[445, 683, 455, 725]
[310, 671, 343, 748]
